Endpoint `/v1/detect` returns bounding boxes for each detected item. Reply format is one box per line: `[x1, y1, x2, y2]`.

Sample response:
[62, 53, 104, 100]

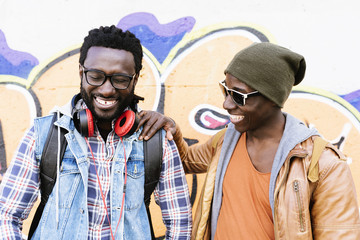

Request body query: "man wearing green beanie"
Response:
[138, 42, 360, 239]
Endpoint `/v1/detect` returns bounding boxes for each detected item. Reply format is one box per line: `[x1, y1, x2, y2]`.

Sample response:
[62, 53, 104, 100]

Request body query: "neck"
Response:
[97, 120, 112, 141]
[245, 111, 286, 173]
[247, 111, 285, 143]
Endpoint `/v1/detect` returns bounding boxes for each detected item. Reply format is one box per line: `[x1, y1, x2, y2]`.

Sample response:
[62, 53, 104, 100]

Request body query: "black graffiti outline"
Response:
[0, 120, 6, 176]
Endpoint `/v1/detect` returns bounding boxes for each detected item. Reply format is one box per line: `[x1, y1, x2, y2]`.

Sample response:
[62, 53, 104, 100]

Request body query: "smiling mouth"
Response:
[95, 97, 117, 107]
[230, 114, 244, 122]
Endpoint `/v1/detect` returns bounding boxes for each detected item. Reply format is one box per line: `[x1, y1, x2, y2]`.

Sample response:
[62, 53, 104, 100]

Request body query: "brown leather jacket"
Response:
[174, 125, 360, 239]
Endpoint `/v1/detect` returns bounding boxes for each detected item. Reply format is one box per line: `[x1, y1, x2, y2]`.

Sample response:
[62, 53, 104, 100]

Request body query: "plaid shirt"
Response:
[0, 123, 192, 239]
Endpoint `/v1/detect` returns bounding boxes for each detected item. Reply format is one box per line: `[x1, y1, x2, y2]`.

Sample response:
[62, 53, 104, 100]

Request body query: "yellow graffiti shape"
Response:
[0, 84, 33, 166]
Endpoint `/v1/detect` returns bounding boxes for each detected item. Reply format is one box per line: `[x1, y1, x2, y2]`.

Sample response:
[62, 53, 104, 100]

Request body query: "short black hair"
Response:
[79, 25, 143, 74]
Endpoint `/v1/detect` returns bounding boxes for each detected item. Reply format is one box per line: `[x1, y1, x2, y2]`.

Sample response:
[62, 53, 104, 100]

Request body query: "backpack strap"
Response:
[308, 136, 328, 183]
[211, 128, 227, 151]
[28, 113, 68, 238]
[143, 129, 163, 240]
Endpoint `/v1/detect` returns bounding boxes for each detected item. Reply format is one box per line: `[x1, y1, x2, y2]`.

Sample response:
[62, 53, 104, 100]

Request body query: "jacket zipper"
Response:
[293, 180, 305, 232]
[273, 151, 307, 239]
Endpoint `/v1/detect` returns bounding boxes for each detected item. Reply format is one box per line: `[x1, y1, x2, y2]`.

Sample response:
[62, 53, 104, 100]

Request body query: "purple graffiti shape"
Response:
[117, 12, 195, 64]
[0, 29, 39, 79]
[341, 89, 360, 111]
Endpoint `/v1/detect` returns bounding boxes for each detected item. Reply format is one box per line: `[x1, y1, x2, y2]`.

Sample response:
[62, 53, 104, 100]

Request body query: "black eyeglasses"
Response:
[81, 65, 135, 90]
[219, 80, 260, 106]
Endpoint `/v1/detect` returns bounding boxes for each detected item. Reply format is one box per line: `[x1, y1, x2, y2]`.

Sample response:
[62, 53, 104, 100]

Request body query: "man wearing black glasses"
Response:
[0, 25, 192, 239]
[139, 42, 360, 239]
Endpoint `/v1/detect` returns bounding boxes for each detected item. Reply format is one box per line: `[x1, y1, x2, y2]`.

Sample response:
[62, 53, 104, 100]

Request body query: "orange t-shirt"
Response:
[214, 133, 274, 240]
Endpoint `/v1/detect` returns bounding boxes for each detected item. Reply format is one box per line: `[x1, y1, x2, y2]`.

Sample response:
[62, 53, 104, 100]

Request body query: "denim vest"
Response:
[31, 113, 154, 240]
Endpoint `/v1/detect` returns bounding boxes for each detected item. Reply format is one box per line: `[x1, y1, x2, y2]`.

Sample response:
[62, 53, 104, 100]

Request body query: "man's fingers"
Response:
[166, 130, 174, 141]
[138, 111, 158, 139]
[137, 113, 151, 131]
[138, 110, 147, 118]
[139, 120, 156, 140]
[137, 110, 176, 141]
[142, 120, 164, 140]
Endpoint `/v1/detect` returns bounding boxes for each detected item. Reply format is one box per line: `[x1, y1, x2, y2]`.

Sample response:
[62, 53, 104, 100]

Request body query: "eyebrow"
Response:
[83, 66, 133, 76]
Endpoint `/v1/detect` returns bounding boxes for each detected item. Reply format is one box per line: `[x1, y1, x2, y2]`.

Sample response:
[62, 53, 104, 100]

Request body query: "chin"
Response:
[234, 125, 246, 133]
[94, 103, 128, 121]
[92, 109, 117, 122]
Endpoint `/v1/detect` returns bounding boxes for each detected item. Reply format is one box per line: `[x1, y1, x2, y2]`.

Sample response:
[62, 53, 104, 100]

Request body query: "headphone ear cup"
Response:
[73, 109, 94, 137]
[115, 110, 139, 137]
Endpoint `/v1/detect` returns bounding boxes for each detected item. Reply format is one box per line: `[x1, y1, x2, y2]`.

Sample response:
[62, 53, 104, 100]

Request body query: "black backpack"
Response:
[28, 112, 162, 239]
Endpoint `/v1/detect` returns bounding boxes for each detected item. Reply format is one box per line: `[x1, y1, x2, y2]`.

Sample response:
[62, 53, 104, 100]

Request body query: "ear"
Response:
[133, 73, 139, 87]
[272, 101, 281, 110]
[79, 64, 83, 80]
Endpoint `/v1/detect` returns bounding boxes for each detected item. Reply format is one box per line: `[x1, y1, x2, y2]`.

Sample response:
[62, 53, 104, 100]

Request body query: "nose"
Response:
[223, 94, 237, 111]
[98, 76, 116, 96]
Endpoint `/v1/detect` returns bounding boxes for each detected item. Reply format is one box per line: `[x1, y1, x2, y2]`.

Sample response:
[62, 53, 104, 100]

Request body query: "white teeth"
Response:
[96, 98, 116, 106]
[230, 115, 244, 121]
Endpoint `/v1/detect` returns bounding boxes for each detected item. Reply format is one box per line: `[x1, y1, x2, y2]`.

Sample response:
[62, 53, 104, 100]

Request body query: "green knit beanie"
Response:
[224, 42, 306, 108]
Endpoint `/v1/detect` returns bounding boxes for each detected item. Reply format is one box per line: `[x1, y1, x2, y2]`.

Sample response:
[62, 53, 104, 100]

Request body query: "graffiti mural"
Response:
[0, 29, 39, 79]
[1, 12, 360, 237]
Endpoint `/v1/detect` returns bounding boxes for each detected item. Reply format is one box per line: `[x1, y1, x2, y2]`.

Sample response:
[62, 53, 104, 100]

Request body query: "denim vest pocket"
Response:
[125, 158, 145, 211]
[57, 156, 82, 208]
[37, 156, 84, 238]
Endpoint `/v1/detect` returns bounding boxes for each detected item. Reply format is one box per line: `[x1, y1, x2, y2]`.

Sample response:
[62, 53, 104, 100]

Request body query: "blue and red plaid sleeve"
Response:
[0, 126, 40, 239]
[154, 139, 192, 240]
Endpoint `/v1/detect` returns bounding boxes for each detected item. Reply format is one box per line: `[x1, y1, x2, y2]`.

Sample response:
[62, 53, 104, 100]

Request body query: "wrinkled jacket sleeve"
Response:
[173, 125, 218, 174]
[311, 147, 360, 238]
[0, 126, 40, 239]
[154, 139, 192, 239]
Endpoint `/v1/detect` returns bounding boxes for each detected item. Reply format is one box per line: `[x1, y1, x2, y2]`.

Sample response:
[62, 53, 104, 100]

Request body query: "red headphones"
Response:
[72, 94, 139, 138]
